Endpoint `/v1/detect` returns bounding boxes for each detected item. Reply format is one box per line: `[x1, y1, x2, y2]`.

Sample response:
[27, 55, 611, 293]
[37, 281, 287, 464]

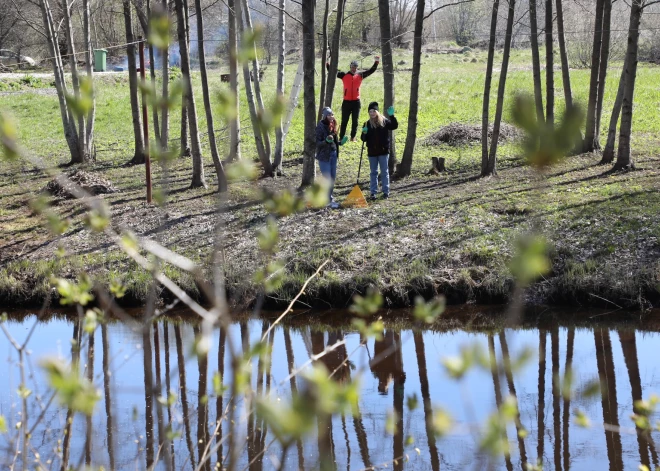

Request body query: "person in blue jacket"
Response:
[360, 102, 398, 200]
[316, 107, 348, 208]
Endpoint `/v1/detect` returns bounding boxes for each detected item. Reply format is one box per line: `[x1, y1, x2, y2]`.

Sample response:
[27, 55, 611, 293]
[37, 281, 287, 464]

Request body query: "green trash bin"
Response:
[94, 49, 107, 72]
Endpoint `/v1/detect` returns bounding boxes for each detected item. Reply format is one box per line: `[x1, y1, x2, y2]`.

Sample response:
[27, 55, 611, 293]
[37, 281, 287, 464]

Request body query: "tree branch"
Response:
[259, 0, 303, 26]
[424, 0, 476, 20]
[343, 5, 379, 22]
[10, 0, 47, 39]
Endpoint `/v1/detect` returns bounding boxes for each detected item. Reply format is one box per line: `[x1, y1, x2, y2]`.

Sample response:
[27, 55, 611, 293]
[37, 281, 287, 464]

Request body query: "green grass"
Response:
[2, 48, 660, 309]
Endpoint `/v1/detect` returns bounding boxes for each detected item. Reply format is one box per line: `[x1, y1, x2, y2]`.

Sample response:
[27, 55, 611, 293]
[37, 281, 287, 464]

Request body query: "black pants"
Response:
[340, 99, 361, 139]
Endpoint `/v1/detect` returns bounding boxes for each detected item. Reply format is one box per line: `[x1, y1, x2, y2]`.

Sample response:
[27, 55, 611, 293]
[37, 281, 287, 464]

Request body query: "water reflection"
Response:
[2, 316, 660, 470]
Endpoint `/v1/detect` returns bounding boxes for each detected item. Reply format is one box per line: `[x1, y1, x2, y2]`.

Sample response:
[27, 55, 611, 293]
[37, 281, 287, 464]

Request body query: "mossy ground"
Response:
[1, 48, 659, 310]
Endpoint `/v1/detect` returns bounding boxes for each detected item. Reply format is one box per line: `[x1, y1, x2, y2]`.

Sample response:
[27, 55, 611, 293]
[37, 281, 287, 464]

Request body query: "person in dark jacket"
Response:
[331, 56, 379, 142]
[361, 101, 398, 200]
[316, 107, 348, 208]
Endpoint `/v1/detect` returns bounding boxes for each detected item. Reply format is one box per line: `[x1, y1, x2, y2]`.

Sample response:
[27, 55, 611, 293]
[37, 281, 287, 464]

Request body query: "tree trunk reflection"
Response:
[284, 328, 305, 470]
[60, 320, 81, 471]
[142, 324, 155, 468]
[551, 328, 561, 471]
[85, 330, 94, 466]
[619, 329, 654, 468]
[562, 328, 574, 471]
[414, 331, 440, 471]
[101, 324, 116, 470]
[595, 329, 623, 471]
[499, 331, 528, 470]
[193, 325, 210, 471]
[536, 330, 547, 469]
[175, 324, 197, 468]
[489, 334, 513, 471]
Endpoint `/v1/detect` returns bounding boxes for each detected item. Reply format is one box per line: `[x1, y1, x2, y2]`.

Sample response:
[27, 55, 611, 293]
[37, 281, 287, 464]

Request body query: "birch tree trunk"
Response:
[484, 0, 516, 176]
[237, 0, 272, 176]
[614, 0, 642, 170]
[545, 0, 554, 126]
[584, 0, 605, 152]
[396, 0, 425, 178]
[601, 60, 626, 164]
[61, 0, 86, 163]
[82, 0, 95, 160]
[378, 0, 397, 175]
[273, 0, 286, 174]
[481, 0, 500, 175]
[195, 0, 227, 191]
[530, 0, 544, 123]
[227, 0, 241, 161]
[241, 0, 272, 162]
[180, 0, 191, 156]
[124, 0, 146, 165]
[174, 0, 206, 188]
[300, 0, 316, 188]
[160, 0, 170, 150]
[324, 0, 346, 107]
[317, 0, 330, 121]
[39, 0, 79, 162]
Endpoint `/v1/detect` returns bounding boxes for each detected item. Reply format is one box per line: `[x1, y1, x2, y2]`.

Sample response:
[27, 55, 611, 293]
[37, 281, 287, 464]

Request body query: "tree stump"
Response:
[429, 157, 446, 174]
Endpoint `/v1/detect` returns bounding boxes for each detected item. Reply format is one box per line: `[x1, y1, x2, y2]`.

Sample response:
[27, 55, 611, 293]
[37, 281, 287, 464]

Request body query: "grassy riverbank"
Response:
[2, 49, 660, 310]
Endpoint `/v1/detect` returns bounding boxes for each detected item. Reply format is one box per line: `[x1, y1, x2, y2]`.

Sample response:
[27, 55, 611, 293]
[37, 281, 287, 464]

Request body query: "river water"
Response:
[1, 308, 658, 470]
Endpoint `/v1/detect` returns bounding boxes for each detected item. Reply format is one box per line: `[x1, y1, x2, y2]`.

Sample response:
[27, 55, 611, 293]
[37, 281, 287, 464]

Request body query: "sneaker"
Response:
[382, 193, 389, 199]
[369, 194, 377, 201]
[330, 201, 341, 209]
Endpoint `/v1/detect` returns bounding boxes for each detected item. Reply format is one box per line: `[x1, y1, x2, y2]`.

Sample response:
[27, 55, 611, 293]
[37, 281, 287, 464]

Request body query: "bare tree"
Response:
[227, 0, 241, 161]
[614, 0, 643, 170]
[530, 0, 544, 124]
[391, 0, 417, 47]
[595, 0, 613, 145]
[300, 0, 316, 188]
[161, 0, 170, 151]
[481, 0, 500, 175]
[396, 0, 425, 178]
[81, 0, 95, 160]
[324, 0, 347, 108]
[131, 0, 162, 144]
[378, 0, 397, 175]
[123, 0, 146, 165]
[242, 0, 272, 164]
[556, 0, 575, 114]
[39, 0, 96, 164]
[0, 0, 20, 51]
[601, 59, 626, 164]
[545, 0, 554, 126]
[174, 0, 207, 188]
[180, 0, 191, 157]
[195, 0, 227, 191]
[317, 0, 330, 121]
[447, 1, 480, 46]
[583, 0, 606, 152]
[237, 0, 272, 176]
[483, 0, 516, 176]
[273, 0, 286, 174]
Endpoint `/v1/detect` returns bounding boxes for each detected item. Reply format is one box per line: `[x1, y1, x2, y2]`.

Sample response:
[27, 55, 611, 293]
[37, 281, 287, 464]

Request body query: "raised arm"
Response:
[385, 115, 398, 131]
[360, 57, 380, 79]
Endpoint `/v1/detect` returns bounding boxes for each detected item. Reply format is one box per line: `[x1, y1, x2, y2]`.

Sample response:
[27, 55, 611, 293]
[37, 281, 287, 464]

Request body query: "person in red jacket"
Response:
[333, 56, 379, 141]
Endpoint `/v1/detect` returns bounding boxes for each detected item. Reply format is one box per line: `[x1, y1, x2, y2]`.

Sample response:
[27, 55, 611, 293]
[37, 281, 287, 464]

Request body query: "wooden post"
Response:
[139, 37, 152, 203]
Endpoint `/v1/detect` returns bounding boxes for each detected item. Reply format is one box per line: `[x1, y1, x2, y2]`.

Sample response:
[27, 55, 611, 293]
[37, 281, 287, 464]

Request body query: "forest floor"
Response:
[1, 49, 660, 310]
